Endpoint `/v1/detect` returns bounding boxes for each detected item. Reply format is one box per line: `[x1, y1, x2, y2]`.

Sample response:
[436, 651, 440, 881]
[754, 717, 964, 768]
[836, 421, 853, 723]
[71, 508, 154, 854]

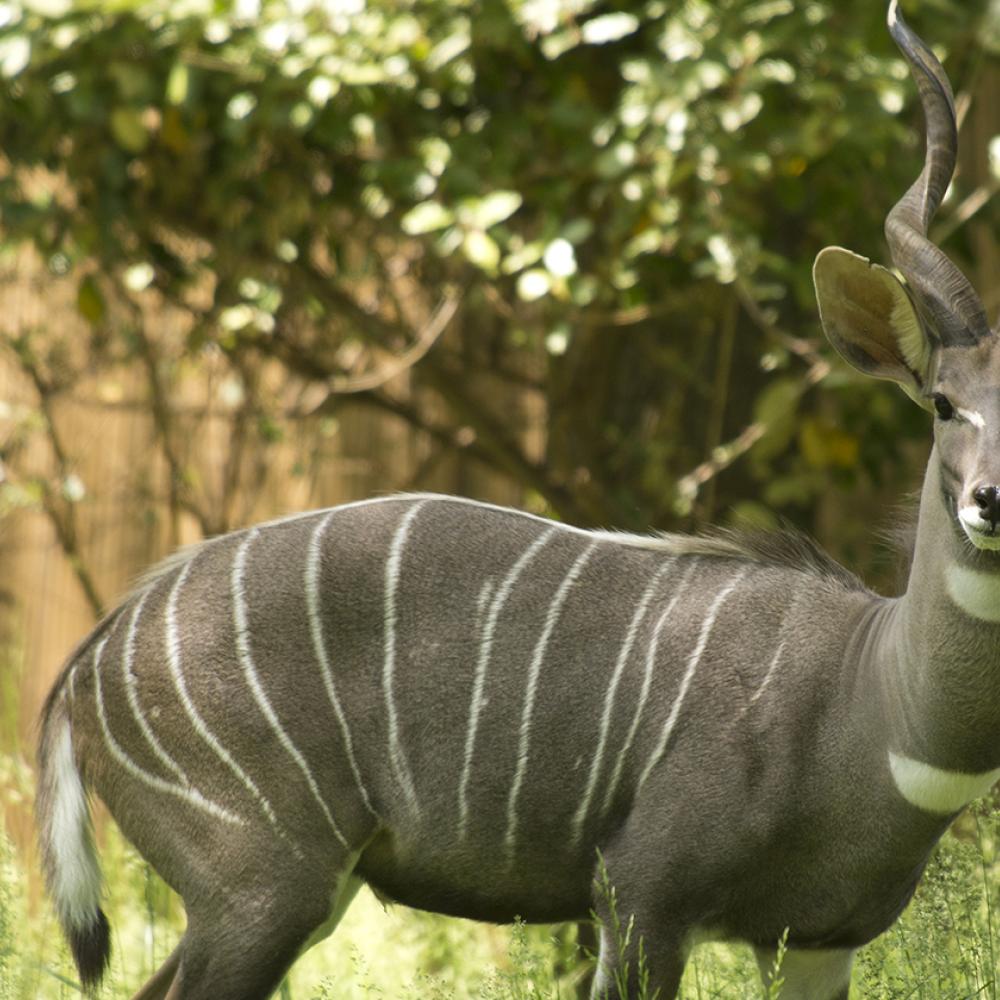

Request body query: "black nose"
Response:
[974, 484, 1000, 528]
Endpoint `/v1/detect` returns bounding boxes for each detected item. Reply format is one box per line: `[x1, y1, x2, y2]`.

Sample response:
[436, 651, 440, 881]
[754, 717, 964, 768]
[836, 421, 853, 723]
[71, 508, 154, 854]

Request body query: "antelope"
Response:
[35, 4, 1000, 998]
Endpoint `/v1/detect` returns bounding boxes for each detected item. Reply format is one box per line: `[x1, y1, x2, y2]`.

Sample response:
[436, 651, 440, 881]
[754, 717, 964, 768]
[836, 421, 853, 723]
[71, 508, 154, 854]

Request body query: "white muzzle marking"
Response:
[957, 507, 1000, 552]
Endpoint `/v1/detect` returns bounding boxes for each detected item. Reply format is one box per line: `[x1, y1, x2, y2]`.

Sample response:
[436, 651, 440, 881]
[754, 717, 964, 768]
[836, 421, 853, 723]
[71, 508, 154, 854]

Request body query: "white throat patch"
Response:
[945, 563, 1000, 619]
[889, 751, 1000, 814]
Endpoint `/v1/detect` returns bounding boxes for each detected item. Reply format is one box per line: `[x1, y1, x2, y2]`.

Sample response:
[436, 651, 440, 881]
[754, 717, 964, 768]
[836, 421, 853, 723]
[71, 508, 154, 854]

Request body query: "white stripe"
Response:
[888, 751, 1000, 814]
[600, 558, 700, 816]
[93, 638, 242, 825]
[504, 543, 598, 856]
[233, 529, 349, 848]
[571, 559, 676, 846]
[746, 597, 798, 710]
[383, 500, 429, 814]
[307, 510, 376, 816]
[637, 568, 748, 792]
[67, 659, 78, 704]
[945, 563, 1000, 621]
[749, 639, 785, 706]
[956, 407, 985, 429]
[458, 527, 557, 839]
[123, 588, 189, 785]
[475, 578, 494, 630]
[164, 559, 280, 835]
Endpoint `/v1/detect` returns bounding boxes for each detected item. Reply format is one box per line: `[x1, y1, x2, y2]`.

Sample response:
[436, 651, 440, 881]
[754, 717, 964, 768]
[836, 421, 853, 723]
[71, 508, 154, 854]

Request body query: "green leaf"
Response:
[462, 229, 500, 272]
[76, 276, 105, 324]
[166, 62, 190, 106]
[457, 191, 523, 230]
[401, 201, 454, 235]
[109, 107, 149, 154]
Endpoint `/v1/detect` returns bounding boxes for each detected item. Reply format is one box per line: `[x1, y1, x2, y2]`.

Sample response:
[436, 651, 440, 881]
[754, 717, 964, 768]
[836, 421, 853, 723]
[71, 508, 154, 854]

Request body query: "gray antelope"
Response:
[35, 4, 1000, 998]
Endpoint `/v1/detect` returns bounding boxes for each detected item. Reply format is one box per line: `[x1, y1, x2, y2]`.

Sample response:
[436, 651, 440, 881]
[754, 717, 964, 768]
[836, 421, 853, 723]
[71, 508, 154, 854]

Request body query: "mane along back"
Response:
[594, 525, 868, 592]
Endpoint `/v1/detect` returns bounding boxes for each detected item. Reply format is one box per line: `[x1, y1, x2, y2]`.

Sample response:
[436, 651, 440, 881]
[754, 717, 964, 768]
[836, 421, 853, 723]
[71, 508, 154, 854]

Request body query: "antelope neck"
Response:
[879, 449, 1000, 792]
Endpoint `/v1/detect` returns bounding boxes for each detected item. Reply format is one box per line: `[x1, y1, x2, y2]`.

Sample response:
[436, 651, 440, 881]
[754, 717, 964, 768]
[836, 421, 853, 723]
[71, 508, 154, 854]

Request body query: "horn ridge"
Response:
[883, 0, 989, 344]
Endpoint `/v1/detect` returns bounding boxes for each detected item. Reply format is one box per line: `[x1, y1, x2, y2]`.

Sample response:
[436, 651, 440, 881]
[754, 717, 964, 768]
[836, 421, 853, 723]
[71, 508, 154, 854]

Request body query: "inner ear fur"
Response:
[813, 246, 933, 406]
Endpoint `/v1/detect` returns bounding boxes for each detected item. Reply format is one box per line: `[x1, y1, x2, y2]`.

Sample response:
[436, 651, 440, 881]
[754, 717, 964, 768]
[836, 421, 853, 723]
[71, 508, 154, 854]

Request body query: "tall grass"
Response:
[2, 631, 998, 1000]
[2, 775, 997, 999]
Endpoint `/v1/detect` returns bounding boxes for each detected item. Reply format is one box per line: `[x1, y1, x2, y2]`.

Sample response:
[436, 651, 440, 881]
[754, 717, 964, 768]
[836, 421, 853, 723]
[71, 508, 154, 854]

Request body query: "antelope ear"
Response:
[813, 246, 933, 409]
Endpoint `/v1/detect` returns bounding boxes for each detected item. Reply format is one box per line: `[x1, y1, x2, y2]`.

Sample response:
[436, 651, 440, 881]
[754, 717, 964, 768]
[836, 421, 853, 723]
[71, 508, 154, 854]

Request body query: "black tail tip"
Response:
[69, 909, 111, 992]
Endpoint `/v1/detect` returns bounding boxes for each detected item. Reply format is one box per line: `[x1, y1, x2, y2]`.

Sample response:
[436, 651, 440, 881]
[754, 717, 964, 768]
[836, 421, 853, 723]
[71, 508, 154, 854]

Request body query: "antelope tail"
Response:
[36, 690, 111, 991]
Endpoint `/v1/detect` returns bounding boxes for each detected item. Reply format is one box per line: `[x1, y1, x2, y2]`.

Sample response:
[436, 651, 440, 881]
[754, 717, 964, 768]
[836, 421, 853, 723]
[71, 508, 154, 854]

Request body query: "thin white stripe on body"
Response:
[123, 588, 189, 785]
[504, 543, 598, 857]
[233, 529, 349, 848]
[746, 595, 798, 709]
[570, 558, 676, 847]
[307, 510, 376, 817]
[458, 527, 557, 839]
[383, 500, 430, 815]
[600, 558, 700, 816]
[637, 568, 749, 792]
[92, 637, 241, 825]
[164, 559, 283, 836]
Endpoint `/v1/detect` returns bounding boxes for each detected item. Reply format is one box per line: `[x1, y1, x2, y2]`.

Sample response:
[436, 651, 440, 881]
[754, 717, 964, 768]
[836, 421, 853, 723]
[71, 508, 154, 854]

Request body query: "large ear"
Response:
[813, 246, 934, 408]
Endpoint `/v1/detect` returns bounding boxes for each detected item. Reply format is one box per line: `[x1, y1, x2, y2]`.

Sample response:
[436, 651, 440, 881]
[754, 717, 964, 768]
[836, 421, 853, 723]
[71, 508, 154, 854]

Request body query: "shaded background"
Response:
[1, 0, 999, 876]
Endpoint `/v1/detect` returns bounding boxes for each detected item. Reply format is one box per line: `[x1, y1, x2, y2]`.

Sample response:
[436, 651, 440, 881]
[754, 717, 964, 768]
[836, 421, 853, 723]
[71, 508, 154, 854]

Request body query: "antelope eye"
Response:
[933, 393, 954, 420]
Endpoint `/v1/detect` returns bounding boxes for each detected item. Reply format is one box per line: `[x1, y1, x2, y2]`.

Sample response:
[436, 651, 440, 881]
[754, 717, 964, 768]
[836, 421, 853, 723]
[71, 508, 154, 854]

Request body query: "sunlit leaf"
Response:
[401, 201, 454, 235]
[462, 229, 501, 271]
[581, 13, 639, 44]
[457, 191, 523, 230]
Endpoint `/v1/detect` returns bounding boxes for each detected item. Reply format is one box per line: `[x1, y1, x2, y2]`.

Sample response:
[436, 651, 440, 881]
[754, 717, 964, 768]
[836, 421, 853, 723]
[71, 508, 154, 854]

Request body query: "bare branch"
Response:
[308, 289, 461, 404]
[674, 357, 830, 515]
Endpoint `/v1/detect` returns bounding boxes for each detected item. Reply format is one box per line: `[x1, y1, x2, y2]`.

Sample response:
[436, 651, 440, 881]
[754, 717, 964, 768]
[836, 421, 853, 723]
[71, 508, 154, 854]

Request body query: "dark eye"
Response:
[933, 393, 954, 420]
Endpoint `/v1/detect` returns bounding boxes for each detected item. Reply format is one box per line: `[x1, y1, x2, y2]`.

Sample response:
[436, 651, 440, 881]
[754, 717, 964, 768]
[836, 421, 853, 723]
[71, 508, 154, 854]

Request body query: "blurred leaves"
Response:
[0, 0, 995, 572]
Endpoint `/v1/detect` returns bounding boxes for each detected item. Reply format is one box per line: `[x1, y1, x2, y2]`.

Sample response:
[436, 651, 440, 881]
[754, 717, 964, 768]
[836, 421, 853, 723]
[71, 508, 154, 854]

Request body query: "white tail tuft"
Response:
[44, 720, 102, 929]
[37, 699, 110, 988]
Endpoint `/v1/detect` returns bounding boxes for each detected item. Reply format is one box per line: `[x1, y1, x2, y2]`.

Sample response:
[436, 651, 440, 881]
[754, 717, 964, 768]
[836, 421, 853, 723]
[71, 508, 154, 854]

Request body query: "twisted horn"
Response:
[884, 0, 989, 345]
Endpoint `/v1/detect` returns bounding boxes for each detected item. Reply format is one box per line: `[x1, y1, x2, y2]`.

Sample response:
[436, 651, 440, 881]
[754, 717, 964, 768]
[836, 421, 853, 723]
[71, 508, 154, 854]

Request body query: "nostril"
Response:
[975, 485, 998, 510]
[973, 485, 1000, 527]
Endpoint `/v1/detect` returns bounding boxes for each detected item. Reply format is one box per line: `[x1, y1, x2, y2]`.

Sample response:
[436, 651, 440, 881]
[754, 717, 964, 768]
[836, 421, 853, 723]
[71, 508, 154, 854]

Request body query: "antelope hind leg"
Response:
[152, 858, 364, 999]
[157, 891, 337, 1000]
[754, 945, 854, 1000]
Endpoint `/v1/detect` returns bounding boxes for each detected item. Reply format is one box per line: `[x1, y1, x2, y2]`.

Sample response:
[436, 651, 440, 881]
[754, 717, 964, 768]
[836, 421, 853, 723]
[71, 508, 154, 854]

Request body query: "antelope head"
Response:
[813, 1, 999, 552]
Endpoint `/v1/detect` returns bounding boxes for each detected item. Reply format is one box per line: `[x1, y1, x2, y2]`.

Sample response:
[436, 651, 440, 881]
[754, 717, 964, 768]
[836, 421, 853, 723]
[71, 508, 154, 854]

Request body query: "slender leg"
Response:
[589, 895, 685, 1000]
[129, 946, 181, 1000]
[571, 920, 598, 1000]
[754, 945, 854, 1000]
[149, 853, 365, 1000]
[159, 893, 334, 1000]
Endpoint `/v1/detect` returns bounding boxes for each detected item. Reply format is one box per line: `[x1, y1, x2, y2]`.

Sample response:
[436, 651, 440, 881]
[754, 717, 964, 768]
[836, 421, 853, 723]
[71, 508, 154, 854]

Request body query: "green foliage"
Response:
[1, 0, 994, 573]
[856, 801, 1000, 999]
